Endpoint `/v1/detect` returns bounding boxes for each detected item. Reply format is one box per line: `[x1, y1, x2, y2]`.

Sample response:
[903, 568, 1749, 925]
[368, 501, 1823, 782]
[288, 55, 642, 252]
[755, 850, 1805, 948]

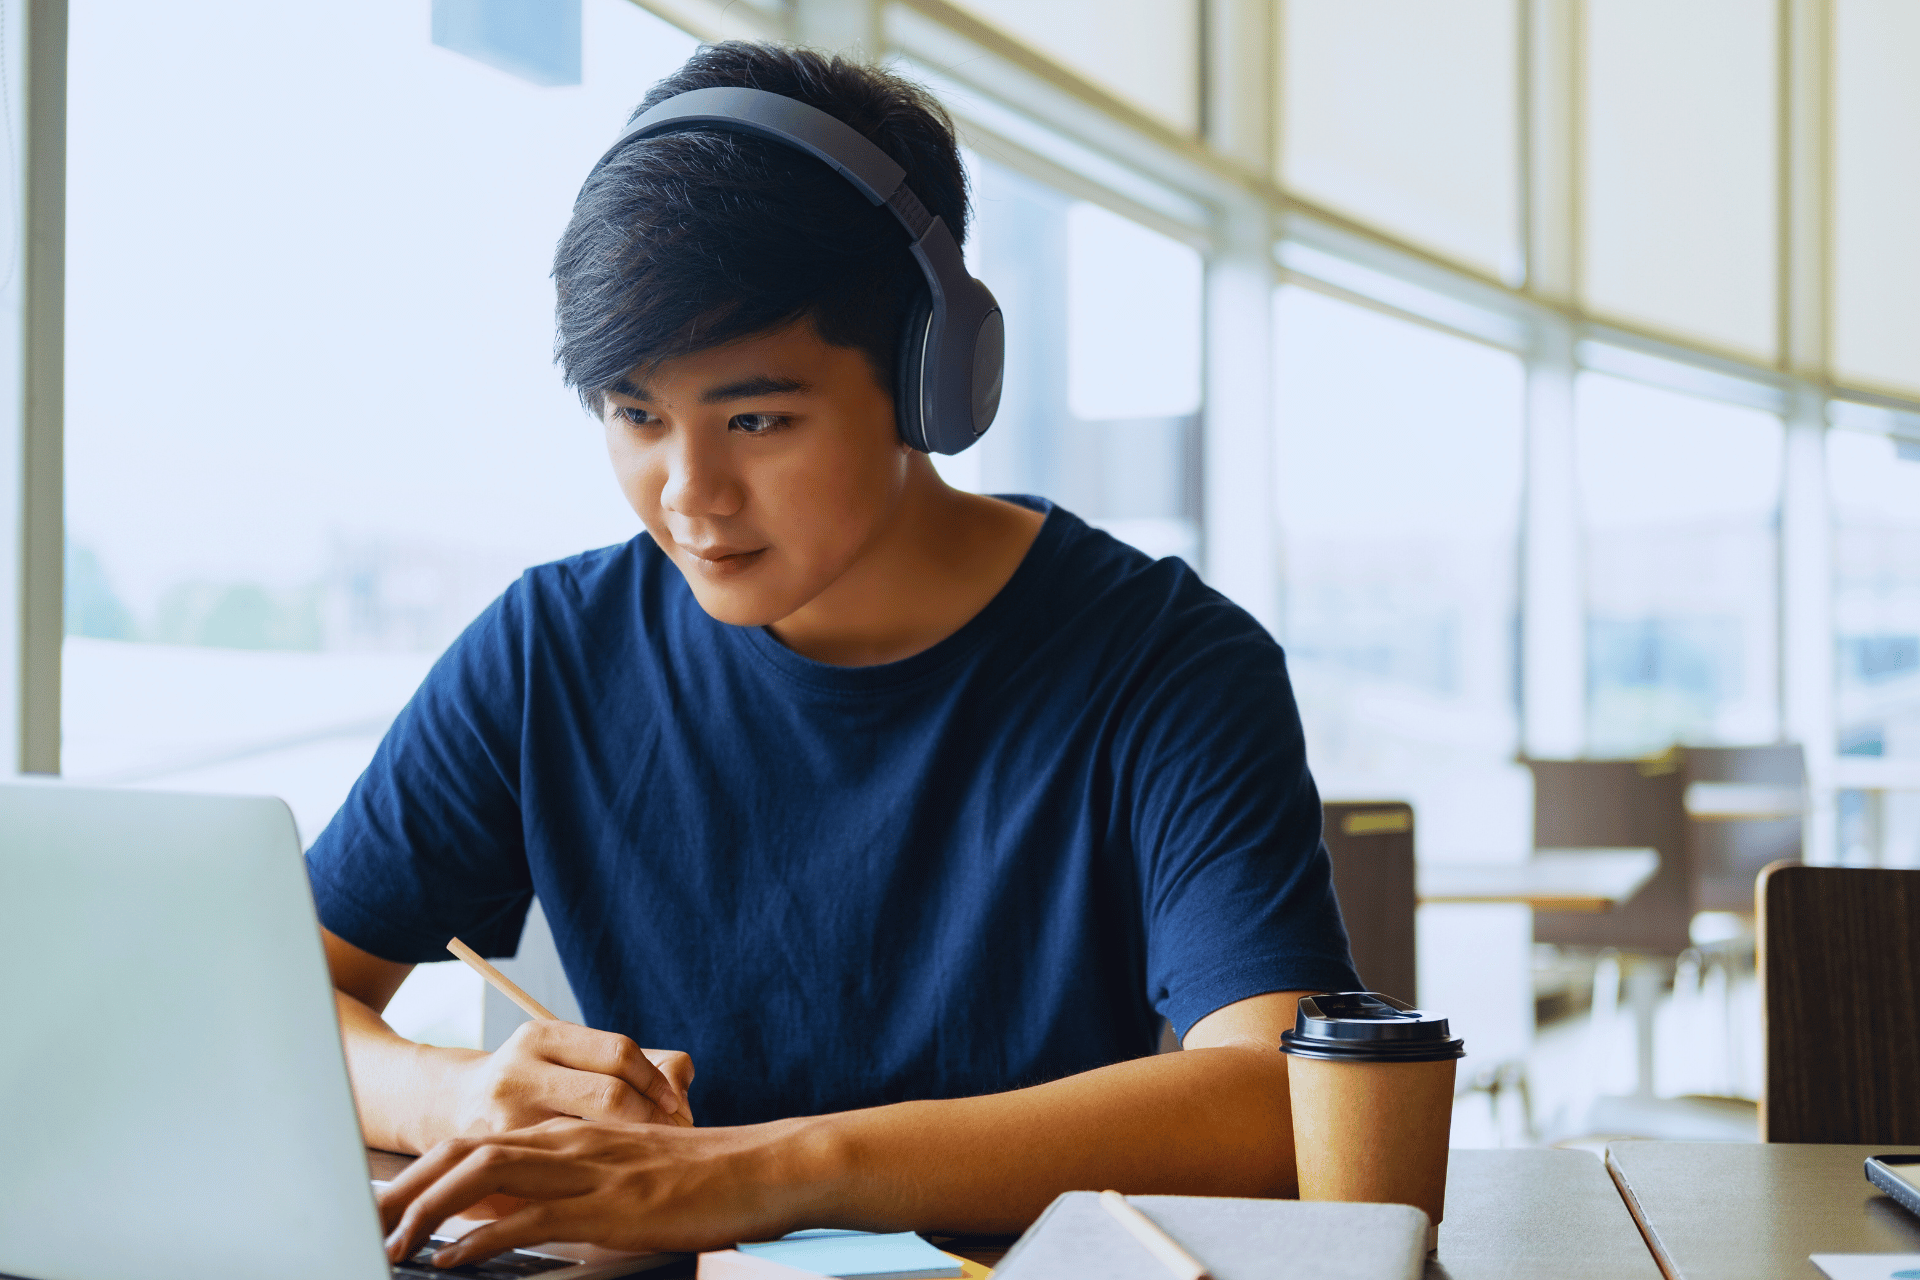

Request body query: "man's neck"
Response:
[767, 460, 1045, 667]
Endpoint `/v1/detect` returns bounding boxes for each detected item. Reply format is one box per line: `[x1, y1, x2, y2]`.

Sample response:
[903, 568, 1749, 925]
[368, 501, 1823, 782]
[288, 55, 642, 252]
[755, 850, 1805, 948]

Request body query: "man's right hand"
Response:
[447, 1020, 694, 1135]
[323, 926, 694, 1153]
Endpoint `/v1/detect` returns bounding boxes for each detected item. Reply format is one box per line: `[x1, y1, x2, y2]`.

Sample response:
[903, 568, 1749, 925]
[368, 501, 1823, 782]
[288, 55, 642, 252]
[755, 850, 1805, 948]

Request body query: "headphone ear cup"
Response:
[894, 292, 935, 452]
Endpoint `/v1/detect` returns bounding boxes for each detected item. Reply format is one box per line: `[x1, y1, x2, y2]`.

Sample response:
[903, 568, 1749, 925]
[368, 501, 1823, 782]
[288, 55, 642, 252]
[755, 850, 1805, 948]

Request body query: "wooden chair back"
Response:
[1526, 757, 1693, 953]
[1759, 863, 1920, 1143]
[1320, 801, 1418, 1005]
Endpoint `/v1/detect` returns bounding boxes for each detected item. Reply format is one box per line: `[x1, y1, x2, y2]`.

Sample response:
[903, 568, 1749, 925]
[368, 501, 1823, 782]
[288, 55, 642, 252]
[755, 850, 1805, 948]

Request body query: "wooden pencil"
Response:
[445, 936, 692, 1127]
[1099, 1190, 1212, 1280]
[446, 936, 558, 1021]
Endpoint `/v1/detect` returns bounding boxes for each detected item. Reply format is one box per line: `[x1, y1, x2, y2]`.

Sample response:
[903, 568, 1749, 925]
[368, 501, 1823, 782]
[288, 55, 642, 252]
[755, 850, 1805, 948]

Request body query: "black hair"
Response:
[553, 42, 968, 411]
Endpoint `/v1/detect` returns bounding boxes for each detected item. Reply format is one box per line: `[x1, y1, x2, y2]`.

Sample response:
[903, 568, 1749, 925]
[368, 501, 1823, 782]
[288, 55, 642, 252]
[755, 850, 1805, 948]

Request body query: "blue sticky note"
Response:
[737, 1229, 962, 1278]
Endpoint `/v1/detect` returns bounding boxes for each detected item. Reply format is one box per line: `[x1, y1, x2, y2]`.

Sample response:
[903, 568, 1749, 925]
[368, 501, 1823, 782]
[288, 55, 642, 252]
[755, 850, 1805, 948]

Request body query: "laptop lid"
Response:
[0, 779, 389, 1280]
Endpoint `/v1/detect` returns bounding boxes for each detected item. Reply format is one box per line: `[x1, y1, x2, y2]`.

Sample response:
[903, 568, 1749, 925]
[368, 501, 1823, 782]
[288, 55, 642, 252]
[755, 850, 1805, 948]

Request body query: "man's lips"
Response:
[679, 542, 768, 578]
[683, 541, 760, 559]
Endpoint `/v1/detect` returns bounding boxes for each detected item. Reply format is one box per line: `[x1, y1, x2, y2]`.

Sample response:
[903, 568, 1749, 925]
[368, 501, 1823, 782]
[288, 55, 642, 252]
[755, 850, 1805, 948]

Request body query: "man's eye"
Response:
[614, 406, 655, 427]
[730, 414, 789, 435]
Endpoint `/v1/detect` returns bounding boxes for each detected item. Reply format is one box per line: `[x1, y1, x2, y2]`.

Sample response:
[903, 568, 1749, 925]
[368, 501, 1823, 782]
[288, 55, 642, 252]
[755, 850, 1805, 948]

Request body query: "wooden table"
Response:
[1427, 1148, 1661, 1280]
[372, 1147, 1661, 1277]
[1417, 848, 1660, 912]
[1607, 1141, 1920, 1280]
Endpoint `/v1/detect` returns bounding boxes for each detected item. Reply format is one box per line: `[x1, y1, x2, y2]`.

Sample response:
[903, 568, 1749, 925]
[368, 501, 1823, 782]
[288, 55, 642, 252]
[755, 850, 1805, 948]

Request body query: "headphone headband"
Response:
[581, 85, 1003, 455]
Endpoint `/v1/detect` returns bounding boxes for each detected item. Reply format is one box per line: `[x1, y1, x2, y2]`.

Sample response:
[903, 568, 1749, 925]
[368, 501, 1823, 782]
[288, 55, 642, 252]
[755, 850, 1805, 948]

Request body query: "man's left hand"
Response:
[378, 1116, 832, 1267]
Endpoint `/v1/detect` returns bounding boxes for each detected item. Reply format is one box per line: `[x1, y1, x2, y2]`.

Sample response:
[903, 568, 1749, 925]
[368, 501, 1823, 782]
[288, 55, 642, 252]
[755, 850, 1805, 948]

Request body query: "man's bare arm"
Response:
[323, 928, 692, 1154]
[811, 990, 1307, 1230]
[377, 991, 1308, 1264]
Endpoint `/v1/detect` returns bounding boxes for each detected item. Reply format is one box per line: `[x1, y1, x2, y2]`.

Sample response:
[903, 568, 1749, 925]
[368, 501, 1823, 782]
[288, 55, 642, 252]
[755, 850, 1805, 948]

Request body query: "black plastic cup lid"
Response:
[1278, 991, 1466, 1063]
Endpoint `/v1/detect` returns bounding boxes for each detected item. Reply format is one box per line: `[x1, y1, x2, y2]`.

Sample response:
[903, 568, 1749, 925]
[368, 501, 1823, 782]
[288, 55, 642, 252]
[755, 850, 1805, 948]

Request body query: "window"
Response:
[1832, 0, 1920, 397]
[1829, 429, 1920, 867]
[1272, 286, 1526, 859]
[946, 0, 1199, 133]
[939, 153, 1202, 563]
[1281, 0, 1519, 281]
[63, 0, 697, 845]
[1581, 0, 1778, 360]
[1577, 374, 1782, 755]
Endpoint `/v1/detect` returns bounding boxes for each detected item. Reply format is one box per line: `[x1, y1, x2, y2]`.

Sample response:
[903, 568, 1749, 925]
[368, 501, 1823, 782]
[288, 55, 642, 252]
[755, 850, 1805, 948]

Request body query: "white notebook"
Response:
[993, 1193, 1429, 1280]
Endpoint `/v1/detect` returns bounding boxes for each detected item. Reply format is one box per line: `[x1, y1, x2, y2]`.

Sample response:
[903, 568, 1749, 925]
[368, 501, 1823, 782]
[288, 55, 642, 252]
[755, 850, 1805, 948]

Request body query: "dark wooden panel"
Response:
[1526, 759, 1692, 953]
[1760, 864, 1920, 1144]
[1321, 801, 1418, 1006]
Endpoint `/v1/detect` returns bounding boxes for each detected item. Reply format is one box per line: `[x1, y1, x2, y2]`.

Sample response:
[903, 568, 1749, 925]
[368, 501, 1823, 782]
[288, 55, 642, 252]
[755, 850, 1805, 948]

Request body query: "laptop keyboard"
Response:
[391, 1241, 581, 1279]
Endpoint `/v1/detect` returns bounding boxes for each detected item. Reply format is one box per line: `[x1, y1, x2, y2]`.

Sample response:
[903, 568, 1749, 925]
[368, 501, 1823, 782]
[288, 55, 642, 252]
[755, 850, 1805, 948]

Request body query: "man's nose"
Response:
[660, 429, 744, 518]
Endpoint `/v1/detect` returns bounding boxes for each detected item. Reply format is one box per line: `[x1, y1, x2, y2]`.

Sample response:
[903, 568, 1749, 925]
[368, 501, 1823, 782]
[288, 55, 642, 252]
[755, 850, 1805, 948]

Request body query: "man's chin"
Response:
[679, 575, 799, 630]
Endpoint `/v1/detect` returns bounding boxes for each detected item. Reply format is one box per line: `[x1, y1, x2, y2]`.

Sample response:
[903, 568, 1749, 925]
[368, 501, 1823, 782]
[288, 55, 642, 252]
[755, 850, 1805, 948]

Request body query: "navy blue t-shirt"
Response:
[306, 500, 1357, 1127]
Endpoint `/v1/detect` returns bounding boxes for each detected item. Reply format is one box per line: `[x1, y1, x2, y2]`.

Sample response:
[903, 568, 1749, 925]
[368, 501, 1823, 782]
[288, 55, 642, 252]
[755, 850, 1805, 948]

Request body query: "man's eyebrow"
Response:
[699, 375, 812, 404]
[605, 374, 812, 405]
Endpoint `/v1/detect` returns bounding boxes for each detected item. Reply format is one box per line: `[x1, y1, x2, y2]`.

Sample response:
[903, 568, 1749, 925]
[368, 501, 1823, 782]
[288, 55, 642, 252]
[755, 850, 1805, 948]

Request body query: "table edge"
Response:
[1602, 1147, 1682, 1280]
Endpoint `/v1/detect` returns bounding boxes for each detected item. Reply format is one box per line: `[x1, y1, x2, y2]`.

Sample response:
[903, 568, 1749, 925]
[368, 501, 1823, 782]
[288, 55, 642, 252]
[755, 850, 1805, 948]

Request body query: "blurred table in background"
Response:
[1418, 848, 1659, 912]
[1419, 848, 1664, 1144]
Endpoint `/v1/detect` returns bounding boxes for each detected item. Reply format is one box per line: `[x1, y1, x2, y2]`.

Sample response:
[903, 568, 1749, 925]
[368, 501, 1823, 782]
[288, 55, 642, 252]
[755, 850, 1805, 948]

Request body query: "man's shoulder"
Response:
[1035, 505, 1273, 654]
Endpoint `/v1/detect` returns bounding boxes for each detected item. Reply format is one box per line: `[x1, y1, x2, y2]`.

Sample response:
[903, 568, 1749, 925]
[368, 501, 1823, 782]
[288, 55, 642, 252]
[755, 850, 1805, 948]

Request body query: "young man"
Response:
[313, 42, 1359, 1266]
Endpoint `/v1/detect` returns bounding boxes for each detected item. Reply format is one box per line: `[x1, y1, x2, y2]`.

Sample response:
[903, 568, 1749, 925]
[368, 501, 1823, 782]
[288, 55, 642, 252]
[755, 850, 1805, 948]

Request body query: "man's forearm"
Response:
[336, 990, 478, 1155]
[373, 1007, 1305, 1260]
[788, 1044, 1297, 1235]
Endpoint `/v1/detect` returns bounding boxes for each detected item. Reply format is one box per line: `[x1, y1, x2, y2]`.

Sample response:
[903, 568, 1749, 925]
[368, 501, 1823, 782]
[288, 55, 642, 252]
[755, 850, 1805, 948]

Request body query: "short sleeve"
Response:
[1117, 603, 1360, 1038]
[304, 579, 536, 964]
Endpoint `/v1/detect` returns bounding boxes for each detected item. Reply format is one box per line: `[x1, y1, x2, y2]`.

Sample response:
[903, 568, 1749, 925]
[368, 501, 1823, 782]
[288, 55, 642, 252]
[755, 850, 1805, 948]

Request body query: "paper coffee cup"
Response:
[1280, 992, 1465, 1252]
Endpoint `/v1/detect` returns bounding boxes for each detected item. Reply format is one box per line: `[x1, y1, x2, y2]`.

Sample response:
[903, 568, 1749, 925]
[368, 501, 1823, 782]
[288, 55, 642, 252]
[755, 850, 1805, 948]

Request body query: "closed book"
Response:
[993, 1193, 1429, 1280]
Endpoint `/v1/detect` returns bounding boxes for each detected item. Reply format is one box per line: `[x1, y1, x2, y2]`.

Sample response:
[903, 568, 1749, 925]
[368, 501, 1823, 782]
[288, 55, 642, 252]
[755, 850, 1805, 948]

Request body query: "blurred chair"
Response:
[1528, 754, 1732, 1135]
[1529, 745, 1806, 944]
[1320, 800, 1418, 1005]
[1684, 745, 1806, 912]
[1527, 756, 1693, 954]
[1758, 863, 1920, 1143]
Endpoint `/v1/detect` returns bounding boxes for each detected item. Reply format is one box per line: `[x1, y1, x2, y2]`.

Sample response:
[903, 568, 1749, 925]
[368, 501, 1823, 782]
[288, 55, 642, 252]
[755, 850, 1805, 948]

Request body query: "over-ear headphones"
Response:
[584, 86, 1004, 456]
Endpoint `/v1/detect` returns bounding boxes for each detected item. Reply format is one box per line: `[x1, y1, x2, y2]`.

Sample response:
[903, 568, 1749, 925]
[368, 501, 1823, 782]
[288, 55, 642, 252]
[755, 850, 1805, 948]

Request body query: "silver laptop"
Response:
[0, 779, 680, 1280]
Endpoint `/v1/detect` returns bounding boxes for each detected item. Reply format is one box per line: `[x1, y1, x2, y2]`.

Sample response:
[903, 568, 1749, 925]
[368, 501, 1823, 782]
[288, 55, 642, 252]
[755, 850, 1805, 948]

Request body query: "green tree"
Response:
[65, 542, 138, 640]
